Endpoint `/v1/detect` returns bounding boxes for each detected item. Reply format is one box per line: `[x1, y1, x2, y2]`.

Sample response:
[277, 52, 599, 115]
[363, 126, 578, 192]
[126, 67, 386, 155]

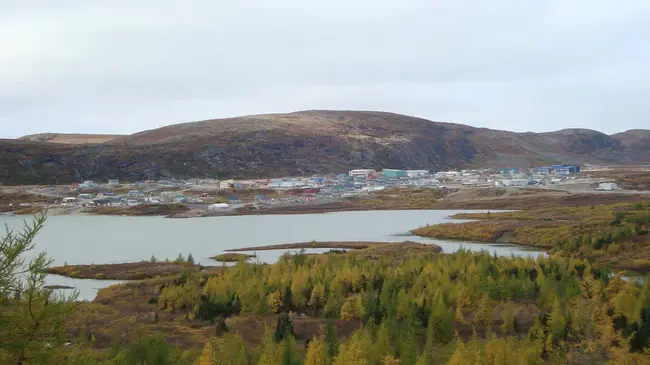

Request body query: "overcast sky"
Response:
[2, 1, 649, 138]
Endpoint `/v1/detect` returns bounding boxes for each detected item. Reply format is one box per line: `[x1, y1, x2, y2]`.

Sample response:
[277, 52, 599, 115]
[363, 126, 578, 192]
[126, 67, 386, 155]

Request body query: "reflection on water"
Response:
[45, 274, 124, 301]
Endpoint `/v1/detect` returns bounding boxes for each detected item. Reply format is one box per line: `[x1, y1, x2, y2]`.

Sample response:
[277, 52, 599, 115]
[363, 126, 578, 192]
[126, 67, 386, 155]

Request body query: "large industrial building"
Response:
[382, 169, 408, 178]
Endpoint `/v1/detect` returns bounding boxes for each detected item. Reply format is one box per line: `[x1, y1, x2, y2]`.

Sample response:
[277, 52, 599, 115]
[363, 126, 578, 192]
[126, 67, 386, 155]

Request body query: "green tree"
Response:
[274, 313, 294, 342]
[187, 253, 195, 265]
[175, 253, 185, 263]
[548, 299, 567, 341]
[0, 214, 78, 365]
[427, 293, 454, 345]
[281, 334, 300, 365]
[325, 319, 339, 364]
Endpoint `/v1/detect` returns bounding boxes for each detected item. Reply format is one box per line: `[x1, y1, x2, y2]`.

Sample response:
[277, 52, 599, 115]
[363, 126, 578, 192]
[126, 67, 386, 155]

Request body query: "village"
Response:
[7, 163, 641, 214]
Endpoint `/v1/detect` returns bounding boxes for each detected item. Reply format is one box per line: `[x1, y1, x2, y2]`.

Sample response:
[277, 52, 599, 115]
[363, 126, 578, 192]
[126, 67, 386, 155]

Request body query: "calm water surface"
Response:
[0, 210, 545, 300]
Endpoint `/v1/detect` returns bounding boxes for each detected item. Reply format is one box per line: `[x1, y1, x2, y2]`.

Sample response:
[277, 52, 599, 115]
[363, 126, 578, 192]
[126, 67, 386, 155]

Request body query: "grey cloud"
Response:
[1, 0, 649, 137]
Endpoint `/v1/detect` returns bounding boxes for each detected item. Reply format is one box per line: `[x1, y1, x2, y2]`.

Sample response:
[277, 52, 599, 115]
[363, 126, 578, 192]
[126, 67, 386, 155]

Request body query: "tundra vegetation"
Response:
[414, 200, 650, 271]
[2, 214, 650, 364]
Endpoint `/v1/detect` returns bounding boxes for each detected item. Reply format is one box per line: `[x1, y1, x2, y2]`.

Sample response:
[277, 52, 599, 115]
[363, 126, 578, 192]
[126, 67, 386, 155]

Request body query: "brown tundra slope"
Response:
[1, 110, 648, 184]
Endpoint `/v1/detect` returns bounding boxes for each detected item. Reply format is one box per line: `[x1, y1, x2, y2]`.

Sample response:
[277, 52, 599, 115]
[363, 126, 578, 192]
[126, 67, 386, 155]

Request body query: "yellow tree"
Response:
[196, 342, 214, 365]
[340, 296, 364, 321]
[308, 283, 325, 315]
[304, 335, 327, 365]
[267, 291, 284, 314]
[334, 332, 370, 365]
[257, 326, 281, 365]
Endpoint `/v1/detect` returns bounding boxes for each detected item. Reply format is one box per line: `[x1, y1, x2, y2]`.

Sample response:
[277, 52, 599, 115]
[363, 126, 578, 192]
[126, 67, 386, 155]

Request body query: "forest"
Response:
[1, 213, 650, 364]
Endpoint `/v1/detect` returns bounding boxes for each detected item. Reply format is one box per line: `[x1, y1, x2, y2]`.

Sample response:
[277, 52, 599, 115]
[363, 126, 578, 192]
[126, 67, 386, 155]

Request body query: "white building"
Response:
[599, 182, 618, 191]
[107, 179, 120, 186]
[406, 170, 429, 177]
[219, 179, 234, 189]
[348, 169, 376, 178]
[434, 171, 460, 179]
[208, 203, 230, 210]
[502, 179, 529, 187]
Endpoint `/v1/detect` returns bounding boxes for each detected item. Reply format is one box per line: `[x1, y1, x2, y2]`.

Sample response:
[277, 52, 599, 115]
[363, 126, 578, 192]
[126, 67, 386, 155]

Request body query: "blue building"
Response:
[382, 169, 408, 178]
[553, 165, 580, 174]
[536, 165, 580, 175]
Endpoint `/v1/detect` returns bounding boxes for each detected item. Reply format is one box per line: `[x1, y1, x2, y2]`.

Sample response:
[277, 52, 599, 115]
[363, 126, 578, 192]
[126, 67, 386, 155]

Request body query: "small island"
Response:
[225, 241, 442, 259]
[45, 261, 201, 280]
[210, 253, 256, 262]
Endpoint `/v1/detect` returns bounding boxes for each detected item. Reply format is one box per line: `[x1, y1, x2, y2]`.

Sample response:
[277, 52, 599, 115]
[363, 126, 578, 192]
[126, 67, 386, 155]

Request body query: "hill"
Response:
[18, 133, 122, 144]
[1, 110, 648, 184]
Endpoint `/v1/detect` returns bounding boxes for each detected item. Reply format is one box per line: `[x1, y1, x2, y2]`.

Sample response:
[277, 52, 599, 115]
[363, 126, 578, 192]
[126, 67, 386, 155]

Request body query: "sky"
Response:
[1, 1, 649, 138]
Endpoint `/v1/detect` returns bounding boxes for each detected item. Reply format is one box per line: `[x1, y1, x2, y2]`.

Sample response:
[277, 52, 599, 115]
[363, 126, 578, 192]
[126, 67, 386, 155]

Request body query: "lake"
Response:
[0, 210, 545, 300]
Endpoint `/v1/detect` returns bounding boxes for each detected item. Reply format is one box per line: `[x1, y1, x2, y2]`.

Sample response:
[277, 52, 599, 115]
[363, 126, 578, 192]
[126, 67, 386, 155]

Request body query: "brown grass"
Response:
[84, 203, 190, 216]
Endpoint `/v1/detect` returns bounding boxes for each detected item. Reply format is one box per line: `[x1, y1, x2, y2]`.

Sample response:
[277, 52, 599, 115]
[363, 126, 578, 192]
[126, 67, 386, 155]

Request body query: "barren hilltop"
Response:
[1, 110, 649, 184]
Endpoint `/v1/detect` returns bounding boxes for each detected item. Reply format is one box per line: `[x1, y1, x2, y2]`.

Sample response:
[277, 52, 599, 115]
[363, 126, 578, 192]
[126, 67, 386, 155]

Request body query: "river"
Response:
[0, 210, 546, 300]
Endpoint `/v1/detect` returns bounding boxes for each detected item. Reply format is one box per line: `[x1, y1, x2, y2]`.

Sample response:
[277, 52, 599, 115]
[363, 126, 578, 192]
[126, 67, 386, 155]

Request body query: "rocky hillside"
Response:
[19, 133, 122, 144]
[1, 110, 648, 184]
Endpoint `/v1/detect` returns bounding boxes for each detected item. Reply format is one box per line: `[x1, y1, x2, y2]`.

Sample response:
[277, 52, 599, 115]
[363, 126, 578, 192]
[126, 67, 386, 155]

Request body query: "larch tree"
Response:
[308, 283, 325, 316]
[304, 335, 327, 365]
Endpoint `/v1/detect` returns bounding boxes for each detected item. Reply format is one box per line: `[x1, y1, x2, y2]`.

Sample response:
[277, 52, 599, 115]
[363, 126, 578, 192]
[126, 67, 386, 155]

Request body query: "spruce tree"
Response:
[0, 214, 77, 365]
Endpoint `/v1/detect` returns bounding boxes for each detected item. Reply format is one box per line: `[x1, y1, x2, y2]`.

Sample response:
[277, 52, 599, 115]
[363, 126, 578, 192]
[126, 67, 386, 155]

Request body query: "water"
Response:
[0, 210, 545, 300]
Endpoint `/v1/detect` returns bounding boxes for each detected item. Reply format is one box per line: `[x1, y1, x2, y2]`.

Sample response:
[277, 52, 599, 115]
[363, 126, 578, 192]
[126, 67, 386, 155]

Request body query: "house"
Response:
[92, 198, 113, 206]
[78, 180, 98, 190]
[107, 179, 120, 186]
[208, 203, 230, 210]
[219, 180, 234, 189]
[173, 195, 188, 203]
[128, 190, 145, 197]
[599, 182, 618, 191]
[228, 195, 243, 204]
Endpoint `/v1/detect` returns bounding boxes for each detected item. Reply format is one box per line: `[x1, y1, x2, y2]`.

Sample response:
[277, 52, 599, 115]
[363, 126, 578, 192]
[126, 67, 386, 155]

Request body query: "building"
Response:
[173, 194, 188, 203]
[128, 190, 145, 197]
[269, 179, 305, 188]
[382, 169, 407, 178]
[219, 180, 234, 189]
[107, 179, 120, 186]
[348, 169, 376, 178]
[599, 182, 618, 191]
[434, 171, 460, 179]
[501, 179, 529, 187]
[208, 203, 230, 210]
[536, 165, 580, 175]
[553, 165, 580, 174]
[78, 180, 98, 189]
[406, 170, 429, 177]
